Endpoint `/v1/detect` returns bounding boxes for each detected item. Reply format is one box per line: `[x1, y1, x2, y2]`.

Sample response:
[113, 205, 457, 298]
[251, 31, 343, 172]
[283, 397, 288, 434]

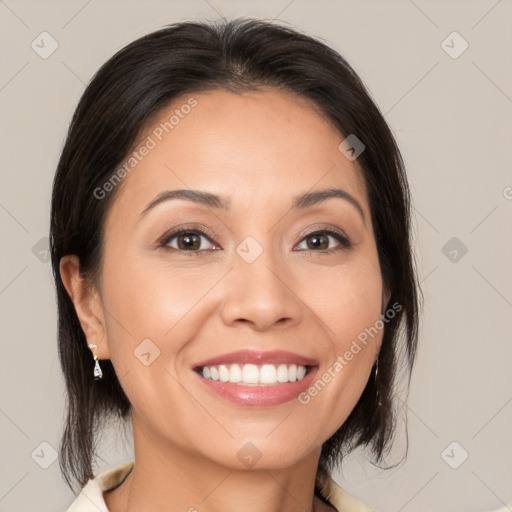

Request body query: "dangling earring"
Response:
[374, 356, 382, 406]
[88, 344, 103, 380]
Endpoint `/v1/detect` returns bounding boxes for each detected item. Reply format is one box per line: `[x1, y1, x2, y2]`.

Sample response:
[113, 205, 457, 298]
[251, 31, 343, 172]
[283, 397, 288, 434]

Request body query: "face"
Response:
[67, 88, 387, 470]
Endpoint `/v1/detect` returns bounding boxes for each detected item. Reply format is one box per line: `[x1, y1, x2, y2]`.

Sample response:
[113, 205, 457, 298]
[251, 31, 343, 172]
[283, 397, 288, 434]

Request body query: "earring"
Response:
[374, 356, 382, 406]
[88, 344, 103, 380]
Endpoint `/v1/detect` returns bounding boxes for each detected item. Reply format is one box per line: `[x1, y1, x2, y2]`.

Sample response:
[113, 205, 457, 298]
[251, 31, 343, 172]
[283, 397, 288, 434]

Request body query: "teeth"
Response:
[288, 364, 297, 382]
[277, 364, 289, 382]
[199, 363, 309, 385]
[242, 364, 259, 384]
[260, 364, 277, 384]
[219, 364, 230, 382]
[229, 364, 242, 383]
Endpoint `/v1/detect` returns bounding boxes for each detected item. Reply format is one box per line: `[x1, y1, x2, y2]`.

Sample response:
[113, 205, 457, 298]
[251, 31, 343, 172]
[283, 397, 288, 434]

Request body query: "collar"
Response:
[66, 461, 374, 512]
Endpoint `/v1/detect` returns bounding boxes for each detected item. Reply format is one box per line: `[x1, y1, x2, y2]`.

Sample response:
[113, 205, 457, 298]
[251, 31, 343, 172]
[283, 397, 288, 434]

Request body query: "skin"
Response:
[60, 88, 388, 512]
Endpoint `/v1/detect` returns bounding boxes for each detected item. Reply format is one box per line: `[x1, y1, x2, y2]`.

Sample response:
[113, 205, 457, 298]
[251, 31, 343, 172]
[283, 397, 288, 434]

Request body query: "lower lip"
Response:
[195, 367, 319, 407]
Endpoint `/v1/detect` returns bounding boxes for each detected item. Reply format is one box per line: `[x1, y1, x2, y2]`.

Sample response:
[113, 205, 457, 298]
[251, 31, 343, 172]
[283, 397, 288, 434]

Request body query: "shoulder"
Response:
[65, 461, 134, 512]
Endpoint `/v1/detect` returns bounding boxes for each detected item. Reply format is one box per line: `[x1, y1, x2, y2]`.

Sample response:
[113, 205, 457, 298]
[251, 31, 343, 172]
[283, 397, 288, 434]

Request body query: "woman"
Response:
[51, 18, 420, 512]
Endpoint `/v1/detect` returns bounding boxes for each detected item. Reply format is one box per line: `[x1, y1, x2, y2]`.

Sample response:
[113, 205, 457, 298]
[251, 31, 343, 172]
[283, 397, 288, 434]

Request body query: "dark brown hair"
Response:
[50, 17, 421, 493]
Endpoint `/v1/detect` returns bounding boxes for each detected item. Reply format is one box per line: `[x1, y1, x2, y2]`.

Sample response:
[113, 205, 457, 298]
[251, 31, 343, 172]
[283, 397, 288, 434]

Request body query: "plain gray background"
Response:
[0, 1, 511, 511]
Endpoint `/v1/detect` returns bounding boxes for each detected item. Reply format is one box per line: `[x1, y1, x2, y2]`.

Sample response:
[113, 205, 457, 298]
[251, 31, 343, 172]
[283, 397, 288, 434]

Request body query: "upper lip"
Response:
[192, 350, 319, 369]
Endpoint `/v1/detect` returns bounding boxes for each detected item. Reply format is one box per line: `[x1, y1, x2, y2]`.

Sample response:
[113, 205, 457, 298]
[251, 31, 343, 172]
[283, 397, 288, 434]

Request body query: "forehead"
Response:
[106, 87, 370, 226]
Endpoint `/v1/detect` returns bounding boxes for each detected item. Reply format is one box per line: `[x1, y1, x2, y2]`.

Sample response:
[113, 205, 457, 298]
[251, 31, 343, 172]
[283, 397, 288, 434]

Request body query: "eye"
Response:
[294, 228, 352, 254]
[158, 225, 352, 255]
[160, 226, 219, 254]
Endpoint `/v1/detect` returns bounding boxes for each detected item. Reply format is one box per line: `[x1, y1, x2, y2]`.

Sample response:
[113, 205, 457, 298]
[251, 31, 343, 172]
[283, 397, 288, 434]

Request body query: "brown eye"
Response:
[176, 232, 201, 251]
[161, 228, 218, 253]
[295, 229, 352, 253]
[305, 233, 330, 250]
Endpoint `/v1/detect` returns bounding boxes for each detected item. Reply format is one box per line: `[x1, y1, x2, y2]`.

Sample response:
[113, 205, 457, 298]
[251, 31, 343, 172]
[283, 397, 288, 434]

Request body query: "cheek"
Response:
[301, 256, 383, 345]
[98, 257, 205, 425]
[297, 257, 383, 432]
[102, 252, 208, 336]
[99, 251, 225, 386]
[328, 258, 383, 376]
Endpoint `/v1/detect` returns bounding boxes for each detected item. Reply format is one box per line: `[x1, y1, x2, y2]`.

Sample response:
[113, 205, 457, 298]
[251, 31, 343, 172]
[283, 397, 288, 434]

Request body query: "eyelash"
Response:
[158, 224, 352, 256]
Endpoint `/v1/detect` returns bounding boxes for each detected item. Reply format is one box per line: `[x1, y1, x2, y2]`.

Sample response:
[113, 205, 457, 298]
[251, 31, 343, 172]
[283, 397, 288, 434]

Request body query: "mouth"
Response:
[192, 350, 319, 407]
[194, 363, 314, 385]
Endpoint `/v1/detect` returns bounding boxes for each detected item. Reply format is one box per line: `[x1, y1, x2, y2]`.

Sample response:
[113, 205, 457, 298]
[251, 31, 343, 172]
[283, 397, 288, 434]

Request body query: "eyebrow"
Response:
[138, 187, 366, 223]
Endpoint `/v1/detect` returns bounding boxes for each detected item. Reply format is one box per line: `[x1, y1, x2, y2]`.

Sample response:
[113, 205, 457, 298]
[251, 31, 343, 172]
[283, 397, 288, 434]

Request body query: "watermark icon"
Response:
[237, 442, 262, 468]
[134, 338, 161, 366]
[338, 134, 365, 161]
[94, 97, 198, 200]
[32, 236, 50, 263]
[31, 31, 59, 59]
[236, 236, 264, 263]
[441, 441, 469, 469]
[31, 441, 58, 469]
[442, 236, 468, 263]
[503, 186, 512, 200]
[441, 31, 469, 59]
[298, 302, 402, 405]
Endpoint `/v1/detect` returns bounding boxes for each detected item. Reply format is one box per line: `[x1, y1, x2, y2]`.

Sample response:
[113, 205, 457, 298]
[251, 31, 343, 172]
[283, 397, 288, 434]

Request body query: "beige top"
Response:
[65, 460, 374, 511]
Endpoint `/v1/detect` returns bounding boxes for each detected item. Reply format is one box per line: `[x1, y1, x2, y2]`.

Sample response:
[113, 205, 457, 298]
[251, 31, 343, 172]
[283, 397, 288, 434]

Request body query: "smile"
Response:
[192, 350, 319, 407]
[196, 363, 310, 385]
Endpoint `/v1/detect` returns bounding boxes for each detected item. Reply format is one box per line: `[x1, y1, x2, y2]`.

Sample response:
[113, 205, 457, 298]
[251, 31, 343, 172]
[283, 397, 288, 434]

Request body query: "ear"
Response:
[375, 285, 392, 364]
[59, 255, 111, 359]
[380, 269, 392, 314]
[381, 286, 392, 314]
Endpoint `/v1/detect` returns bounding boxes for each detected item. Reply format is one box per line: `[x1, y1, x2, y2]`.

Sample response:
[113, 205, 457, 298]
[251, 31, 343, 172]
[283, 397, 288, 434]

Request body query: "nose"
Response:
[219, 243, 303, 332]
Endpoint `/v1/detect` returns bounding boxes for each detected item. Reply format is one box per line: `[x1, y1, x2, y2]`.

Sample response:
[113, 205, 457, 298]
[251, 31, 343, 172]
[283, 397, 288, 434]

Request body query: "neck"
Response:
[104, 414, 324, 512]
